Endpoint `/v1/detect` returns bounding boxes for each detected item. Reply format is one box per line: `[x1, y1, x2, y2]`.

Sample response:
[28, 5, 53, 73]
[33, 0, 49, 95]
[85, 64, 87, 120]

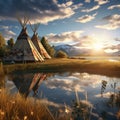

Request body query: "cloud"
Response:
[80, 100, 93, 108]
[115, 38, 120, 42]
[108, 4, 120, 10]
[0, 25, 9, 29]
[71, 3, 83, 10]
[47, 32, 98, 50]
[74, 36, 95, 49]
[45, 72, 102, 92]
[104, 43, 120, 53]
[46, 30, 84, 45]
[76, 13, 97, 23]
[85, 0, 91, 3]
[104, 49, 119, 53]
[45, 75, 84, 92]
[106, 44, 120, 50]
[0, 25, 16, 40]
[0, 0, 80, 24]
[96, 24, 119, 30]
[95, 92, 114, 98]
[95, 14, 120, 30]
[94, 0, 109, 5]
[65, 1, 73, 7]
[3, 30, 16, 40]
[81, 5, 100, 12]
[40, 99, 63, 108]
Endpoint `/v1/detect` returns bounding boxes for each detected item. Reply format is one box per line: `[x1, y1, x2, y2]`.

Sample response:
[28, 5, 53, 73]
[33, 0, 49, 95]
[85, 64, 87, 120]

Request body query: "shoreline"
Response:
[3, 58, 120, 78]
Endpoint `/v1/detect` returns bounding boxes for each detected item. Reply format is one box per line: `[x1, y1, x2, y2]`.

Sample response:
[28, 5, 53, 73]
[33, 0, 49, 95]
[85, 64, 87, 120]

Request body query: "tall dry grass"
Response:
[0, 88, 55, 120]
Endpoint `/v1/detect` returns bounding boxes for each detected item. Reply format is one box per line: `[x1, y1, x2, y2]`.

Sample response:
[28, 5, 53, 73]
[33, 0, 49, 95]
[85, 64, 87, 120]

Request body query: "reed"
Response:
[0, 88, 55, 120]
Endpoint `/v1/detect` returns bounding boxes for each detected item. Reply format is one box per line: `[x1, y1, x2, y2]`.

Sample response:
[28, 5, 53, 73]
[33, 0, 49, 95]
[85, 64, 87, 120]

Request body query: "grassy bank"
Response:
[0, 88, 55, 120]
[3, 58, 120, 77]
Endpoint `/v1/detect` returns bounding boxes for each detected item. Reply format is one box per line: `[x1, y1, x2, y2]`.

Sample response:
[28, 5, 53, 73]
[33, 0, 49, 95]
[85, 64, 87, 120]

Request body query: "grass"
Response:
[3, 58, 120, 77]
[0, 88, 55, 120]
[0, 88, 75, 120]
[0, 61, 4, 76]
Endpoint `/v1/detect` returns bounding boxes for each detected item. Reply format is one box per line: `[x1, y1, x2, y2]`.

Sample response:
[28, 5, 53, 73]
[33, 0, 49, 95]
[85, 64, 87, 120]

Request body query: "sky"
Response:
[0, 0, 120, 54]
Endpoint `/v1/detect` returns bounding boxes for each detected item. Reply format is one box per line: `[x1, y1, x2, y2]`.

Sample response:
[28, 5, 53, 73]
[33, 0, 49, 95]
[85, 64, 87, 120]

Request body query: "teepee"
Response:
[30, 23, 51, 59]
[11, 17, 44, 62]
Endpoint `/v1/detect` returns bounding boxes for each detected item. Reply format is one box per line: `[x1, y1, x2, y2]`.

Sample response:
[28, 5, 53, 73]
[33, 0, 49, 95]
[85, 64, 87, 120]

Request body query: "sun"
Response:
[92, 42, 103, 51]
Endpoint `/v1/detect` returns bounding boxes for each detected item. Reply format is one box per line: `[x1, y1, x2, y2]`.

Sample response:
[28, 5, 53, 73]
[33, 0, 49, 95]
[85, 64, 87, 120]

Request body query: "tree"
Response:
[56, 50, 68, 58]
[0, 33, 5, 48]
[7, 38, 15, 48]
[41, 37, 55, 57]
[0, 48, 5, 58]
[0, 33, 6, 58]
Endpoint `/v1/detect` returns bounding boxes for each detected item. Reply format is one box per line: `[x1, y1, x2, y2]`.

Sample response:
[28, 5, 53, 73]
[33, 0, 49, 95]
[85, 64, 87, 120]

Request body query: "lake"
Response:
[72, 56, 120, 62]
[2, 72, 120, 120]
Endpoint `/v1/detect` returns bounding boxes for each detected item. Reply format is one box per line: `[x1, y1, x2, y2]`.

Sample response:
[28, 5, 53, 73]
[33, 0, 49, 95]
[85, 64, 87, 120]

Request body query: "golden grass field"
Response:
[3, 58, 120, 77]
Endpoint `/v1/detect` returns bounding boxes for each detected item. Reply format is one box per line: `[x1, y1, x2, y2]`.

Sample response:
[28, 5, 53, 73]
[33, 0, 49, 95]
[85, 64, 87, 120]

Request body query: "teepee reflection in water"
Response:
[12, 73, 47, 97]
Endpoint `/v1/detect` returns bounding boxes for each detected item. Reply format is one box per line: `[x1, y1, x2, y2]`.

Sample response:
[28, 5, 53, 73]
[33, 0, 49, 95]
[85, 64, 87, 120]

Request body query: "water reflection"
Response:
[5, 72, 120, 120]
[7, 73, 47, 97]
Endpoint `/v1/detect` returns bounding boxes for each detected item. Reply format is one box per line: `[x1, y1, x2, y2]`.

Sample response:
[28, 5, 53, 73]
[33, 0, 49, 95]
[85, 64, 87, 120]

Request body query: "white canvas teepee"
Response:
[30, 23, 51, 59]
[11, 17, 44, 62]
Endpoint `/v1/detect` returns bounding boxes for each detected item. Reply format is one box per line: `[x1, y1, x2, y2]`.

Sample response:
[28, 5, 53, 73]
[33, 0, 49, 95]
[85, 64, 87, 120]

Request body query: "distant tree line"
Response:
[0, 33, 15, 58]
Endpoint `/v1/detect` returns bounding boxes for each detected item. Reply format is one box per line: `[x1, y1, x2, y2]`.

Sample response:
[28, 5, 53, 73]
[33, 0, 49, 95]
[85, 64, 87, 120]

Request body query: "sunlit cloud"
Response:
[96, 24, 119, 30]
[65, 1, 73, 7]
[0, 0, 78, 24]
[85, 0, 91, 3]
[47, 33, 113, 55]
[94, 0, 109, 5]
[46, 30, 84, 45]
[109, 44, 120, 50]
[30, 3, 75, 24]
[76, 13, 97, 23]
[104, 49, 119, 53]
[108, 4, 120, 10]
[115, 38, 120, 42]
[1, 30, 16, 40]
[74, 36, 95, 49]
[95, 14, 120, 30]
[71, 3, 83, 10]
[0, 25, 16, 40]
[104, 42, 120, 54]
[81, 5, 100, 12]
[0, 25, 9, 29]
